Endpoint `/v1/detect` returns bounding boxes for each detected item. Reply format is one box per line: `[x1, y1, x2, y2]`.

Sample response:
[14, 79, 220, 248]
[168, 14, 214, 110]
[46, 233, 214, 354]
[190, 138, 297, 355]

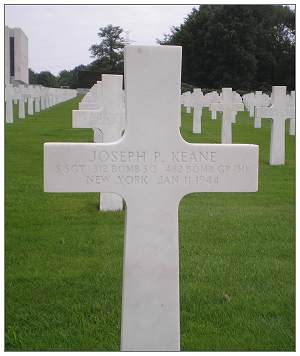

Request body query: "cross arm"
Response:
[233, 103, 244, 112]
[210, 102, 223, 112]
[72, 109, 104, 129]
[255, 106, 273, 118]
[78, 102, 101, 110]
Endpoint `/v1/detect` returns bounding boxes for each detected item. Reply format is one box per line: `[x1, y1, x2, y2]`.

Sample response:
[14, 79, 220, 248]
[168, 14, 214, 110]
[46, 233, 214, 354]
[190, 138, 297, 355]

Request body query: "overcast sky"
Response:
[5, 5, 197, 75]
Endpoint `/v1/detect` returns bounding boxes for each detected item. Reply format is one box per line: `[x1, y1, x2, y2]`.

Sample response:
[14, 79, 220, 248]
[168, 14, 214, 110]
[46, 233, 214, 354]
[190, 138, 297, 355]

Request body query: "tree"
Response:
[89, 24, 125, 72]
[35, 71, 58, 87]
[159, 5, 295, 90]
[57, 70, 73, 87]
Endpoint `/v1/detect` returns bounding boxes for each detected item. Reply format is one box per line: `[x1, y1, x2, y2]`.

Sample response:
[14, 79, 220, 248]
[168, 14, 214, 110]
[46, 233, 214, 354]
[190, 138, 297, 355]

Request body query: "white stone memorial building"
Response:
[5, 26, 29, 84]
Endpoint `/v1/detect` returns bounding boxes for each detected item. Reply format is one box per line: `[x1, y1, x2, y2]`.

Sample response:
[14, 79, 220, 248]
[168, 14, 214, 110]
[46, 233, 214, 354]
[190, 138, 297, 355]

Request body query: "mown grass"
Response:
[5, 99, 295, 351]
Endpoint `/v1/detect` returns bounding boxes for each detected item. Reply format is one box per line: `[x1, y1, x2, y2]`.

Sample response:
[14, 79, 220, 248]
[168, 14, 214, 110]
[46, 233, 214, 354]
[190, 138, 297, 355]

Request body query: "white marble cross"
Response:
[192, 88, 205, 133]
[205, 91, 220, 120]
[247, 91, 271, 129]
[72, 75, 125, 211]
[210, 88, 244, 143]
[243, 92, 255, 117]
[256, 86, 294, 165]
[44, 45, 258, 351]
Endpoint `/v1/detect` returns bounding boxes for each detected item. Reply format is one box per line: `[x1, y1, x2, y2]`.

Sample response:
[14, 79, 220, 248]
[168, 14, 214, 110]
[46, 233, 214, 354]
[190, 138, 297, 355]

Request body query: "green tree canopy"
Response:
[29, 71, 58, 87]
[89, 24, 125, 72]
[159, 5, 295, 90]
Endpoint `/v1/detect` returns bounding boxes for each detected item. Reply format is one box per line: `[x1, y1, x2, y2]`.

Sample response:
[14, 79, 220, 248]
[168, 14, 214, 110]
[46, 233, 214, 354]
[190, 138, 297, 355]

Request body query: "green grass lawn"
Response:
[5, 98, 295, 351]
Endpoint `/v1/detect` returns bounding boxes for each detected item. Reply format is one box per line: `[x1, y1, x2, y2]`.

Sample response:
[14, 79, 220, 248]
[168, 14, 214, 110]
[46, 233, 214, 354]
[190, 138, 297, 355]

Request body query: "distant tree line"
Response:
[29, 5, 295, 90]
[158, 5, 295, 91]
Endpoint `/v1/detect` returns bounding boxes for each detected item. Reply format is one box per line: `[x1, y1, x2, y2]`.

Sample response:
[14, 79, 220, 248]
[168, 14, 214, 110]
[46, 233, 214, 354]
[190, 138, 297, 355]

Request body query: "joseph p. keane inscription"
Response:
[46, 145, 255, 193]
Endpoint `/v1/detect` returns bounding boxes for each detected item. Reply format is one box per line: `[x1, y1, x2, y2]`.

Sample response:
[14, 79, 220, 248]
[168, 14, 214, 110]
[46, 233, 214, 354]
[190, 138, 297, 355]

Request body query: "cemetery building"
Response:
[5, 26, 29, 84]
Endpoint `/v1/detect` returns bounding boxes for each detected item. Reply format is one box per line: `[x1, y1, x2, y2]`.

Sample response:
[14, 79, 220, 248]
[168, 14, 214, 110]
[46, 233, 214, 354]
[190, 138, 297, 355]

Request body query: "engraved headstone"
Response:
[256, 86, 294, 165]
[210, 88, 244, 143]
[44, 45, 259, 351]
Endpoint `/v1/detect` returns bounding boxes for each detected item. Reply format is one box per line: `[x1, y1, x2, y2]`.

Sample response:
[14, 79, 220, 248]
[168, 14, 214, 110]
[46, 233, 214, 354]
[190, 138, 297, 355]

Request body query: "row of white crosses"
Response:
[73, 75, 125, 211]
[5, 84, 77, 123]
[181, 88, 244, 138]
[182, 86, 296, 165]
[44, 45, 259, 351]
[182, 88, 244, 143]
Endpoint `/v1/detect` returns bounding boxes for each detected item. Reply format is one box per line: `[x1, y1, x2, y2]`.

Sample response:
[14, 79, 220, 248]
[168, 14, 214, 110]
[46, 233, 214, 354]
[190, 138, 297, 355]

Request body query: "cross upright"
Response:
[72, 74, 125, 211]
[192, 88, 205, 133]
[44, 45, 258, 351]
[210, 88, 244, 143]
[255, 86, 294, 165]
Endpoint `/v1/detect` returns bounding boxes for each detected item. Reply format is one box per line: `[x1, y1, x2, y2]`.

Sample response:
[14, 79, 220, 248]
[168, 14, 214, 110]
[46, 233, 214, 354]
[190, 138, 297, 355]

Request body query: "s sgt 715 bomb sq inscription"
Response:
[44, 45, 259, 352]
[48, 148, 253, 190]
